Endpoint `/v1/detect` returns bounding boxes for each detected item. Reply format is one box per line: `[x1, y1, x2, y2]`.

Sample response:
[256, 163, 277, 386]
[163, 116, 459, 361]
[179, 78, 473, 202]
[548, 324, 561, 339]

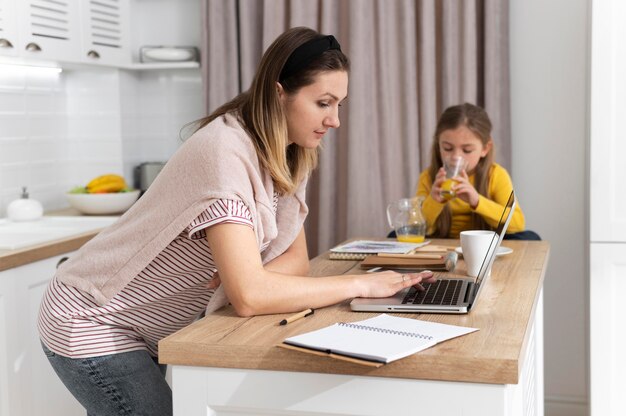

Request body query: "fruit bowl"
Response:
[66, 190, 140, 215]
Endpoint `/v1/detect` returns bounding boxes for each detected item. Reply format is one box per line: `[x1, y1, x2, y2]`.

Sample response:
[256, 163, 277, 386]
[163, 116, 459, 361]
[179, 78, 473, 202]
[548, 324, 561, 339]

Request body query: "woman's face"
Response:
[278, 70, 348, 149]
[438, 125, 492, 174]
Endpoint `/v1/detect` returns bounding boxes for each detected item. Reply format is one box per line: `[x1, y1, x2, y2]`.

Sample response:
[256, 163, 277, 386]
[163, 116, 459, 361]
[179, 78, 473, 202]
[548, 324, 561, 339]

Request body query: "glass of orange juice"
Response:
[440, 156, 468, 200]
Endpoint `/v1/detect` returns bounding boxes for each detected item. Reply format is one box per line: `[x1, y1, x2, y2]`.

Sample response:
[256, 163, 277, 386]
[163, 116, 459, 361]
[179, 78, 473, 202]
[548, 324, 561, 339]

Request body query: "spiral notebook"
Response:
[280, 314, 478, 367]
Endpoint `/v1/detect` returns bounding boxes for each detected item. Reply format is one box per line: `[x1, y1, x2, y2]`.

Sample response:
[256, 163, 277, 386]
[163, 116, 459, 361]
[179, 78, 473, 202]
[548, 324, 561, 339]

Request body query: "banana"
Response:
[86, 174, 127, 193]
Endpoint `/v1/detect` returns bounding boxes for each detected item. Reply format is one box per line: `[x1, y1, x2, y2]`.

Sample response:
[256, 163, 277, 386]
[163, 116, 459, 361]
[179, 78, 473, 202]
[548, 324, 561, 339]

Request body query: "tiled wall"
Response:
[0, 65, 67, 215]
[0, 64, 203, 217]
[120, 70, 205, 182]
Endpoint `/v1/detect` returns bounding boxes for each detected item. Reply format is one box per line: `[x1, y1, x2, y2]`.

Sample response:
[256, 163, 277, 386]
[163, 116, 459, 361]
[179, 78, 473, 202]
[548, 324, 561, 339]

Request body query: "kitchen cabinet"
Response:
[0, 0, 18, 57]
[2, 0, 200, 69]
[589, 1, 626, 415]
[78, 0, 131, 67]
[0, 252, 85, 416]
[16, 0, 82, 63]
[0, 272, 13, 416]
[1, 0, 131, 67]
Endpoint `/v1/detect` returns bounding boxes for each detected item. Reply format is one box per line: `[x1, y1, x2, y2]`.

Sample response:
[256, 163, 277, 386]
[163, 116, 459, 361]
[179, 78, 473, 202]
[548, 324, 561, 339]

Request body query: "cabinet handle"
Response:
[0, 38, 14, 49]
[25, 42, 42, 52]
[56, 257, 69, 269]
[87, 50, 100, 59]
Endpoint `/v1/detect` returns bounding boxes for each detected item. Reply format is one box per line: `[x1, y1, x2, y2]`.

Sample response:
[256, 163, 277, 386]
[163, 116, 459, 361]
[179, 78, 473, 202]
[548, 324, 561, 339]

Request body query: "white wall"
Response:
[0, 66, 123, 214]
[510, 1, 589, 415]
[0, 67, 203, 216]
[119, 69, 205, 181]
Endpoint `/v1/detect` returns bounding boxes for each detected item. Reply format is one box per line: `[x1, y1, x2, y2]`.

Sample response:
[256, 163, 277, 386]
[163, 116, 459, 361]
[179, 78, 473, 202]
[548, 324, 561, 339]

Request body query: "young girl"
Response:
[38, 27, 435, 416]
[416, 103, 528, 239]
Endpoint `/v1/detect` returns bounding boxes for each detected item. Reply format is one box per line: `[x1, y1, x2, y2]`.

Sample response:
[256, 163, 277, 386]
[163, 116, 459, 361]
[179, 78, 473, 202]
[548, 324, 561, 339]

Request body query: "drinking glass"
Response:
[440, 156, 468, 200]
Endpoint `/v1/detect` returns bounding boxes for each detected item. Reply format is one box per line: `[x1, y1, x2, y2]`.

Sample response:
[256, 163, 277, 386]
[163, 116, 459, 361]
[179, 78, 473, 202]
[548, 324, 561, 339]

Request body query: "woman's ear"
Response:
[481, 139, 493, 157]
[276, 82, 285, 101]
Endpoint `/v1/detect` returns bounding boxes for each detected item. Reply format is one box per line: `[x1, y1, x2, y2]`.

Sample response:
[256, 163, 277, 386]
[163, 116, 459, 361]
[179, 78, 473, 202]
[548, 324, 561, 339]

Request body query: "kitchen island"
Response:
[159, 239, 549, 416]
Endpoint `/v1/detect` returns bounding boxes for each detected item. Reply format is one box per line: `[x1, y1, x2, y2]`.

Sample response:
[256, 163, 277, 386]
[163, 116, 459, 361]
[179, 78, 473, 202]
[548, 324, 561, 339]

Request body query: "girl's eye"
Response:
[463, 149, 473, 154]
[442, 148, 453, 152]
[318, 102, 330, 108]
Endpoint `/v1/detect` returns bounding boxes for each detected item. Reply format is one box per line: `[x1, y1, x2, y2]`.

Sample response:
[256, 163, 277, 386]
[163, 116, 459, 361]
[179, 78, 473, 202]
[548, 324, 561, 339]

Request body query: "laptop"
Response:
[350, 190, 516, 314]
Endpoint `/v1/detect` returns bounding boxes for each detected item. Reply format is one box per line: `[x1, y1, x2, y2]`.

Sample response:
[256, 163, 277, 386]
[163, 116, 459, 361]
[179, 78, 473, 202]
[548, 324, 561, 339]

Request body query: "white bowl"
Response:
[144, 48, 194, 61]
[66, 190, 140, 215]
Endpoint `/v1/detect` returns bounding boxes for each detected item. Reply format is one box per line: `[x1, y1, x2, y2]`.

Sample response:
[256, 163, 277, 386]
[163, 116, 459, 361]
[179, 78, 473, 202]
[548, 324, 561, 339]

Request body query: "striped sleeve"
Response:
[185, 199, 253, 240]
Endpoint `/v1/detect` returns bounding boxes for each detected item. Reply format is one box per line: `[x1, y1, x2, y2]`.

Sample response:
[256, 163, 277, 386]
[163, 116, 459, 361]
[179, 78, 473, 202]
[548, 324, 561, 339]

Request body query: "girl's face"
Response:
[278, 70, 348, 149]
[438, 125, 492, 174]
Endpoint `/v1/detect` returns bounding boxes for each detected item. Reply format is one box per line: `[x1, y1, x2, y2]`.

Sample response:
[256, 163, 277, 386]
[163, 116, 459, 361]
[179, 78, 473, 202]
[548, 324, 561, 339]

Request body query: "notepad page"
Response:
[368, 314, 478, 341]
[284, 314, 477, 364]
[284, 321, 436, 363]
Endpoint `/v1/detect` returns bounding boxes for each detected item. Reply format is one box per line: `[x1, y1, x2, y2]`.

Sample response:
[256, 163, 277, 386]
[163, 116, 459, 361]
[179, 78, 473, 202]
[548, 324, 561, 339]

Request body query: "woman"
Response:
[416, 103, 536, 239]
[38, 27, 435, 416]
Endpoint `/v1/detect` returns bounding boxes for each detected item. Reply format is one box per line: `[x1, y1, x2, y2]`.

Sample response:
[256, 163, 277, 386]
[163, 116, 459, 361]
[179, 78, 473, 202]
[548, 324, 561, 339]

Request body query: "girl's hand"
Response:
[430, 167, 447, 203]
[453, 170, 480, 208]
[356, 270, 436, 298]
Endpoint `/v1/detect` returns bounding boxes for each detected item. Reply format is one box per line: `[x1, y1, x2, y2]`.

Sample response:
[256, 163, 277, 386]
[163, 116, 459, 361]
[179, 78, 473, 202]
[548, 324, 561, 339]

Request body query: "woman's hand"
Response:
[355, 270, 436, 298]
[206, 272, 221, 289]
[453, 170, 480, 208]
[430, 167, 447, 203]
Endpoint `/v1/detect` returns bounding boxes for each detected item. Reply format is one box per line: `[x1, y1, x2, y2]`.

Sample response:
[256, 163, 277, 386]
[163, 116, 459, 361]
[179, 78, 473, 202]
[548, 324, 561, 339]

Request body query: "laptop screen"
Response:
[473, 190, 516, 287]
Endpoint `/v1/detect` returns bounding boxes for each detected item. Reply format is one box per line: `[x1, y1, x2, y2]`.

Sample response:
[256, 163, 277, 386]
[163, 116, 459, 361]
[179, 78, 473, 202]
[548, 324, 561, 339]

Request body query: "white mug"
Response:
[460, 230, 497, 278]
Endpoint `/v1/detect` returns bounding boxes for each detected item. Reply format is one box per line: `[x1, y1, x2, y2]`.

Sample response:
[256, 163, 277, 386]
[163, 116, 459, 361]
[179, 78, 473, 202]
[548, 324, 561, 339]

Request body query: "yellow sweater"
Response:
[416, 163, 525, 238]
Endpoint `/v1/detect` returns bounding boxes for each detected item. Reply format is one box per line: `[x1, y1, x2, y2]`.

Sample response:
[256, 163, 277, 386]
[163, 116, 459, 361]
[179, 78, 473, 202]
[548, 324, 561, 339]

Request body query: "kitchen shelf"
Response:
[123, 61, 200, 70]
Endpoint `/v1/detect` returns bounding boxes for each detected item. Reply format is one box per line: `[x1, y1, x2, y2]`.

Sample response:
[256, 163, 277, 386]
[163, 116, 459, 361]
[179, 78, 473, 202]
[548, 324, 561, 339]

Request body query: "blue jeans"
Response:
[41, 342, 172, 416]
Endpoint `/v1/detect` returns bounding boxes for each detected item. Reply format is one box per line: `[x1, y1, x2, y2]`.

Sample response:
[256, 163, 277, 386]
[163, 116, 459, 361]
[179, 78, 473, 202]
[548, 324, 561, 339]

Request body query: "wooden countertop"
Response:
[0, 209, 109, 271]
[159, 239, 550, 385]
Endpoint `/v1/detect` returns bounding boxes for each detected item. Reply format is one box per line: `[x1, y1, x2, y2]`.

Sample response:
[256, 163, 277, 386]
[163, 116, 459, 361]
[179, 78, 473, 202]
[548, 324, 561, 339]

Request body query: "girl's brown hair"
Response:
[193, 27, 350, 194]
[427, 103, 494, 237]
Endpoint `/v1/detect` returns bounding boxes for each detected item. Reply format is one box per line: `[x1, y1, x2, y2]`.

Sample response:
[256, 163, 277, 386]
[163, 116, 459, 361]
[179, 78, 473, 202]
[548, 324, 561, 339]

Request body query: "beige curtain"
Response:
[201, 0, 510, 256]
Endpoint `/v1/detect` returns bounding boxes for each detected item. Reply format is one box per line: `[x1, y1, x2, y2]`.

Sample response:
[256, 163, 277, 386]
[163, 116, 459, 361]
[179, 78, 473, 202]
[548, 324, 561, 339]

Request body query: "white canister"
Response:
[7, 187, 43, 221]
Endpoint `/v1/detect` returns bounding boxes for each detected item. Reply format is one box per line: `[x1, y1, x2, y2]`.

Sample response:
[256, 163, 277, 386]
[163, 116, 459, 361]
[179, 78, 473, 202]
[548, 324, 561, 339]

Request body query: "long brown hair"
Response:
[427, 103, 494, 237]
[193, 27, 349, 194]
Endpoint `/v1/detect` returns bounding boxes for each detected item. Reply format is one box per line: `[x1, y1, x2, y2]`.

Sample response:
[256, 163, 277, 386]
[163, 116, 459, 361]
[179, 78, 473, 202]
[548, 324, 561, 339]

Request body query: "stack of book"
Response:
[329, 239, 457, 271]
[359, 251, 458, 272]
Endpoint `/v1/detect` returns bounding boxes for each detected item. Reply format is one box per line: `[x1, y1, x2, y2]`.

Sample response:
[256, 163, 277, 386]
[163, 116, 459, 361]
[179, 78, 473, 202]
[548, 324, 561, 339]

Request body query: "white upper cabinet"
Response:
[3, 0, 131, 66]
[2, 0, 199, 69]
[17, 0, 82, 62]
[0, 0, 18, 57]
[79, 0, 130, 66]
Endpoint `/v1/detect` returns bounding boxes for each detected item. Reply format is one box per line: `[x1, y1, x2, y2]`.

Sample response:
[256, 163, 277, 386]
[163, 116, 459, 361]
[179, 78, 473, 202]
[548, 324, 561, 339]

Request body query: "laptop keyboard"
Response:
[402, 279, 464, 305]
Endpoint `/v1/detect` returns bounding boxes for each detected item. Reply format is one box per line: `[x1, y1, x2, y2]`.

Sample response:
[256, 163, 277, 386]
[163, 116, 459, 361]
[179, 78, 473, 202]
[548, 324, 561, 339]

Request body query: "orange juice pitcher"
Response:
[386, 197, 426, 243]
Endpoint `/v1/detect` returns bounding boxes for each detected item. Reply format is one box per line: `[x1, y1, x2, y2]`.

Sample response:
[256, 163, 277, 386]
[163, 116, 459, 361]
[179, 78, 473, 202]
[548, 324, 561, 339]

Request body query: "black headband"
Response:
[279, 35, 341, 82]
